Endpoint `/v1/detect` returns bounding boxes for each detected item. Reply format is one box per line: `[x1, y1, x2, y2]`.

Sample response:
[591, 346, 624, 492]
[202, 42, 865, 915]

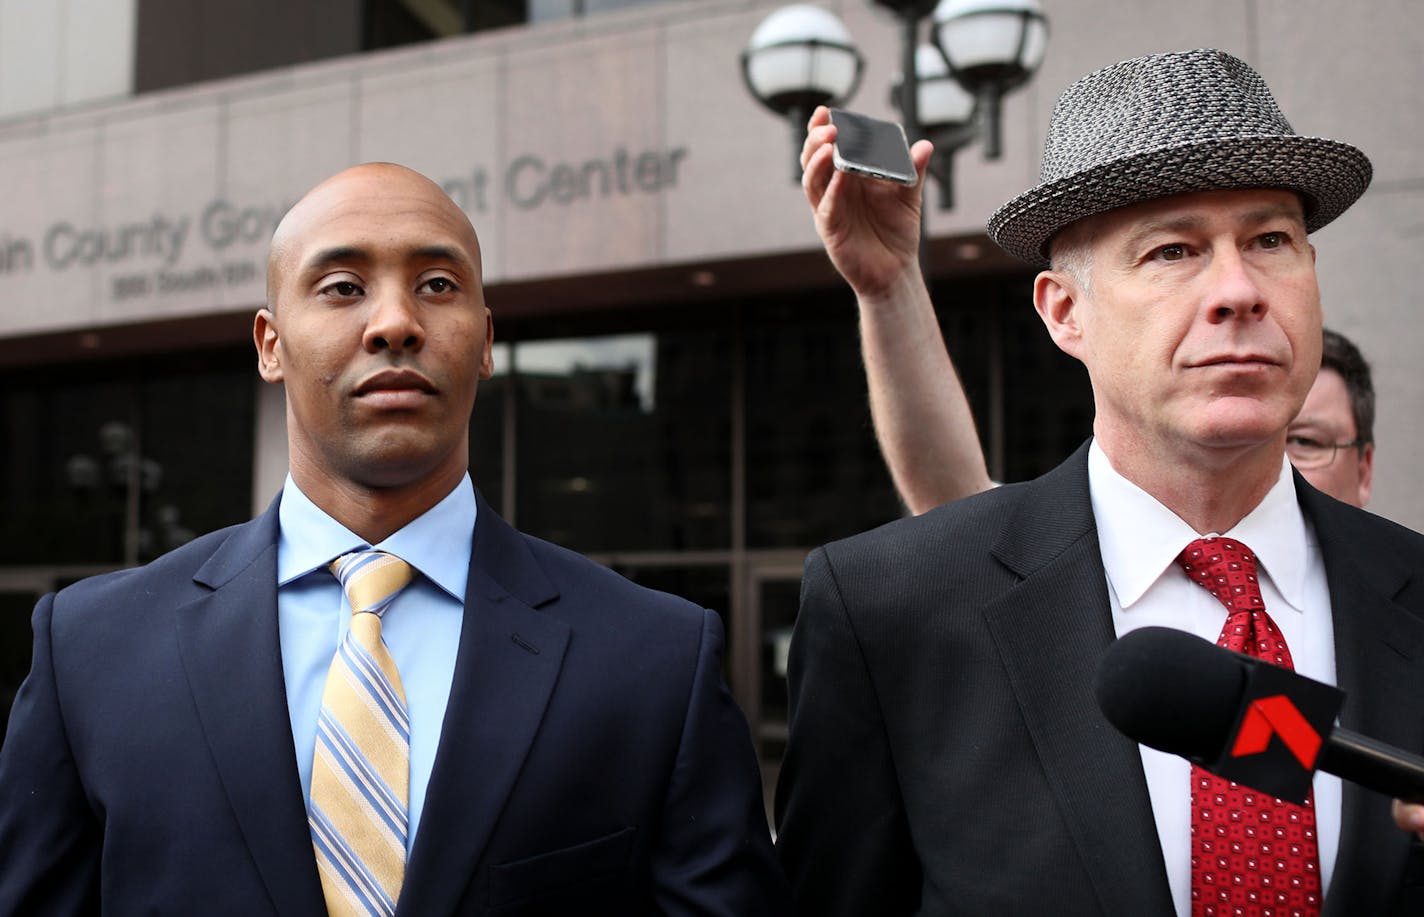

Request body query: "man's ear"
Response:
[254, 308, 283, 383]
[479, 309, 495, 380]
[1033, 270, 1087, 361]
[1356, 441, 1375, 508]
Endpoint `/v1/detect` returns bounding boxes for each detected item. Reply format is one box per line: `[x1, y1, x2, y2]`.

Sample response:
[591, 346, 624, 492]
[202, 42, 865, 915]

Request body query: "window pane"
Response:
[528, 0, 574, 21]
[514, 331, 731, 552]
[530, 0, 674, 23]
[0, 351, 254, 566]
[0, 590, 39, 747]
[137, 361, 256, 561]
[993, 281, 1093, 482]
[2, 372, 132, 564]
[613, 564, 730, 624]
[757, 576, 800, 745]
[469, 341, 509, 512]
[744, 299, 901, 548]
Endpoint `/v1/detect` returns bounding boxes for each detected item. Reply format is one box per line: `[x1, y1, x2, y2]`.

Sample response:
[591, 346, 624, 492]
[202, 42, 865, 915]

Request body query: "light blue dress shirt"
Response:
[276, 473, 473, 855]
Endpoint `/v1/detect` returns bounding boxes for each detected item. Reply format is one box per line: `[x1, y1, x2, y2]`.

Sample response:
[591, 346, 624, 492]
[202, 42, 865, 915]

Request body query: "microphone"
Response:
[1096, 626, 1424, 804]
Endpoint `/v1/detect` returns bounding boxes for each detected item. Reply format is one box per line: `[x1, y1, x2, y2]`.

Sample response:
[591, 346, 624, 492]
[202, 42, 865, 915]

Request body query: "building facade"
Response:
[1, 0, 1420, 776]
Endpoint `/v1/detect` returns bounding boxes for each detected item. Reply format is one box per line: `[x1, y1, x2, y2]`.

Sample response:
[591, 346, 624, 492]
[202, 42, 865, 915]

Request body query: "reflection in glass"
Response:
[0, 590, 39, 747]
[514, 331, 732, 553]
[0, 353, 254, 566]
[996, 287, 1093, 482]
[530, 0, 677, 23]
[757, 576, 801, 757]
[470, 341, 510, 513]
[614, 565, 730, 631]
[744, 303, 901, 548]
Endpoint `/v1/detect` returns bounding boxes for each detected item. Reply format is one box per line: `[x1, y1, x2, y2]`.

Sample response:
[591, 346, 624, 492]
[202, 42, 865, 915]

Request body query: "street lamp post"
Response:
[741, 4, 865, 182]
[65, 421, 162, 567]
[897, 44, 977, 210]
[872, 0, 939, 151]
[743, 0, 1048, 209]
[932, 0, 1049, 159]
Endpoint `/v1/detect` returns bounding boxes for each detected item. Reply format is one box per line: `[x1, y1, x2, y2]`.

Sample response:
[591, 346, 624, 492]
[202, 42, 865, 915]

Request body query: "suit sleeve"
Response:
[775, 546, 920, 916]
[0, 593, 101, 915]
[650, 608, 791, 916]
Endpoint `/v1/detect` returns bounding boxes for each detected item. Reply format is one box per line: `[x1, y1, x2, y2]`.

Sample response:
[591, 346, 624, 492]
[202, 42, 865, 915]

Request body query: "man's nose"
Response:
[1203, 248, 1267, 323]
[363, 287, 425, 353]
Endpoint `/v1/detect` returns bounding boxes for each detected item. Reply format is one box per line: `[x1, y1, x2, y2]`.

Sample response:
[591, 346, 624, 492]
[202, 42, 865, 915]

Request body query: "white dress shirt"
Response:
[1087, 440, 1339, 916]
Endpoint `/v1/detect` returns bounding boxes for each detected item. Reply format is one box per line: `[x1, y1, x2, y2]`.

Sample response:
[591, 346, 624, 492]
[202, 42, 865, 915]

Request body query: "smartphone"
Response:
[829, 109, 918, 187]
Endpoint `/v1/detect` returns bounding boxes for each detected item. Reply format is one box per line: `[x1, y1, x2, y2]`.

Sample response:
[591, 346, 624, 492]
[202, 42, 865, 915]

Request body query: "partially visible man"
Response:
[1287, 328, 1375, 506]
[0, 163, 786, 916]
[792, 104, 994, 515]
[777, 50, 1424, 916]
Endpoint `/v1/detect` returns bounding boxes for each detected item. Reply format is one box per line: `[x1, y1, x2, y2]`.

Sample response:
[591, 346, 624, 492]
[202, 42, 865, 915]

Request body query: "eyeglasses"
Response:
[1285, 435, 1366, 469]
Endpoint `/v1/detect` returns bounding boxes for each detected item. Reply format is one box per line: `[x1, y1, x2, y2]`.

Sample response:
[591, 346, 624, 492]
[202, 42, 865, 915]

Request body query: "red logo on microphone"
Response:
[1210, 662, 1342, 804]
[1230, 695, 1322, 769]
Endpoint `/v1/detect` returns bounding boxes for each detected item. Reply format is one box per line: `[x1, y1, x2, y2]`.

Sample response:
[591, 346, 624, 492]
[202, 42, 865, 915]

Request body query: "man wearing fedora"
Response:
[775, 49, 1424, 916]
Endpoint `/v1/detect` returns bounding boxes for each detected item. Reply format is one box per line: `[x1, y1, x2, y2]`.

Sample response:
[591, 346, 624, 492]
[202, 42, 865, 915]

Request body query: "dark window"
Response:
[362, 0, 527, 50]
[984, 281, 1095, 482]
[744, 294, 902, 548]
[0, 590, 38, 747]
[0, 349, 255, 566]
[469, 343, 510, 515]
[363, 0, 446, 49]
[530, 0, 666, 21]
[362, 0, 681, 51]
[613, 564, 730, 628]
[135, 0, 362, 93]
[512, 329, 733, 553]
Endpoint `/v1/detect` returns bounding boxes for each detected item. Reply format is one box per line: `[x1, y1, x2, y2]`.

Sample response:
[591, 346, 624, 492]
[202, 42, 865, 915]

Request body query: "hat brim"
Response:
[987, 135, 1373, 267]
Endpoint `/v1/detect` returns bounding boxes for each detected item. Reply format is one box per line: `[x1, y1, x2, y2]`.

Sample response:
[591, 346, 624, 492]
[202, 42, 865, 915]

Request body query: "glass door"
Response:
[734, 556, 806, 818]
[0, 578, 48, 745]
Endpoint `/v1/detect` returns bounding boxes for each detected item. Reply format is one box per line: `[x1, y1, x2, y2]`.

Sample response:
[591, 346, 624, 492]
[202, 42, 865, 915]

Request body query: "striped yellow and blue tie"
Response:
[310, 551, 414, 917]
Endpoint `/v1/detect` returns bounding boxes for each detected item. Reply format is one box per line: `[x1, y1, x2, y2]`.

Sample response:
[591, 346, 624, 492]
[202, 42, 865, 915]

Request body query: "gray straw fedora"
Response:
[987, 48, 1372, 267]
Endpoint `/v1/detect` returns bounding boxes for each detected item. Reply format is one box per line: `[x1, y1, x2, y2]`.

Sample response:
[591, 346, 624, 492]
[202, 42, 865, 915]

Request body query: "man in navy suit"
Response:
[777, 50, 1424, 915]
[0, 162, 787, 916]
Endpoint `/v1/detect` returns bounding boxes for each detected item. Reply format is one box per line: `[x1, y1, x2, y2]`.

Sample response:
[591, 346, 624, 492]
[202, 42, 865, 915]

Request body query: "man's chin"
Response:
[340, 439, 461, 490]
[1180, 402, 1295, 452]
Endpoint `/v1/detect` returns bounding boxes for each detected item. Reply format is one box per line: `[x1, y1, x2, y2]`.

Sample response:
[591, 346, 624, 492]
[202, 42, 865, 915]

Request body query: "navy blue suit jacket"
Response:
[0, 490, 787, 916]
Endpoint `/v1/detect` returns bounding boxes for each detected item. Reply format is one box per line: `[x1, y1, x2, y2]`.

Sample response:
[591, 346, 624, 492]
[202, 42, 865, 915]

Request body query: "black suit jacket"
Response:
[0, 488, 787, 916]
[776, 442, 1424, 915]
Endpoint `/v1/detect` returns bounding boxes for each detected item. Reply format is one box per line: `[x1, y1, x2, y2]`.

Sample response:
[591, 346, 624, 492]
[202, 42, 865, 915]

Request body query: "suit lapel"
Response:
[399, 497, 570, 917]
[173, 499, 327, 916]
[981, 445, 1175, 914]
[1302, 485, 1424, 915]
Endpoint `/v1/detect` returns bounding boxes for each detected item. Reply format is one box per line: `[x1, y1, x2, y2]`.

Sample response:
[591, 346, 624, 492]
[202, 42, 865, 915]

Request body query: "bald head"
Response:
[266, 162, 482, 309]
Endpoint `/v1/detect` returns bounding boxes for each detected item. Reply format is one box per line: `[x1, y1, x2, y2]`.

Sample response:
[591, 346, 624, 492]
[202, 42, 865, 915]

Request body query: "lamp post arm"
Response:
[789, 104, 812, 183]
[926, 148, 955, 211]
[889, 13, 931, 273]
[978, 83, 1004, 159]
[897, 16, 922, 143]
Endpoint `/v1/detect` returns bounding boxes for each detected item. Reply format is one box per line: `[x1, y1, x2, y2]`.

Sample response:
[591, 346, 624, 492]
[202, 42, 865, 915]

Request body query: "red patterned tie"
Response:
[1177, 537, 1321, 917]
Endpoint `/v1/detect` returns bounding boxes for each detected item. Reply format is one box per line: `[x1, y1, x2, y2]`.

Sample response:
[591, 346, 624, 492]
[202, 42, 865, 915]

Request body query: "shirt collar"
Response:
[276, 473, 476, 602]
[1089, 440, 1310, 611]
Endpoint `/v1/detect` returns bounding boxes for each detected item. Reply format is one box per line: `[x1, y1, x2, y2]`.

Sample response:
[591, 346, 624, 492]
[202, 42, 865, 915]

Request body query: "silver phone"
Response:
[829, 109, 918, 187]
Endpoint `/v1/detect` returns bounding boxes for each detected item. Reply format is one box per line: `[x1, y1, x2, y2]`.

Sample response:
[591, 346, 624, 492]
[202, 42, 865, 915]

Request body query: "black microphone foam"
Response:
[1098, 625, 1424, 803]
[1095, 626, 1250, 762]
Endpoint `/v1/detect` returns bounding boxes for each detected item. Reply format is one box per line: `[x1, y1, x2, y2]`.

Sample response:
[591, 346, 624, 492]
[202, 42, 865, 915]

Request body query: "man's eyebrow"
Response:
[299, 244, 476, 274]
[301, 246, 370, 275]
[1237, 201, 1307, 227]
[411, 245, 467, 264]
